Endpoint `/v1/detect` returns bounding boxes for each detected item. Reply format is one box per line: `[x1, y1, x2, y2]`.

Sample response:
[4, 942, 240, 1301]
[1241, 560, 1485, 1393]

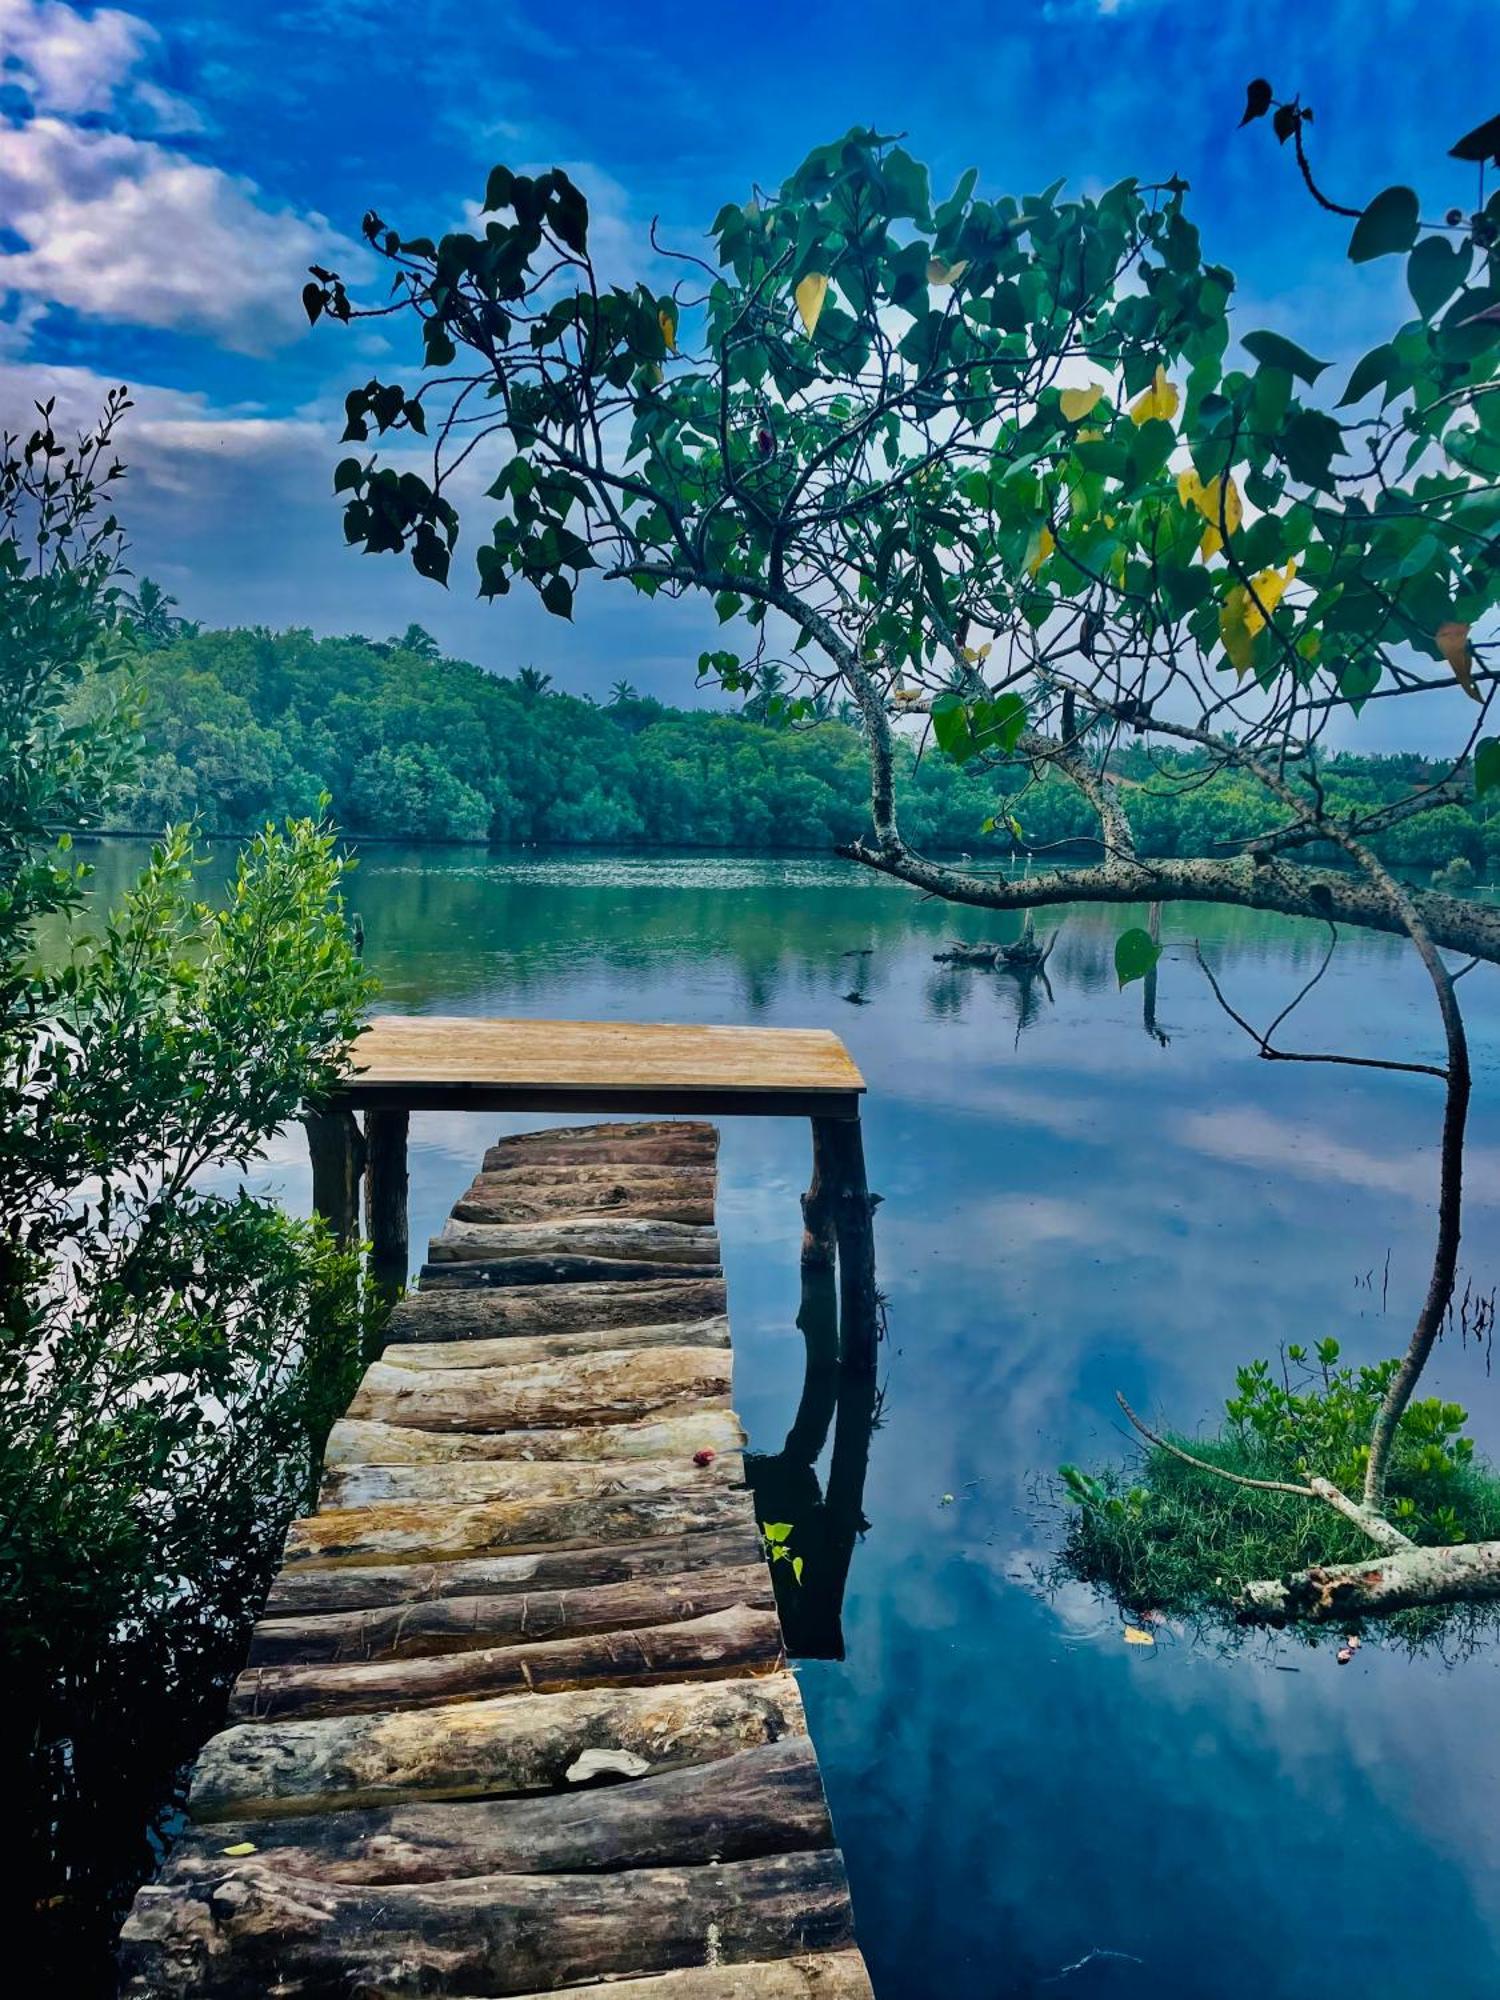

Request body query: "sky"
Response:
[2, 0, 1498, 730]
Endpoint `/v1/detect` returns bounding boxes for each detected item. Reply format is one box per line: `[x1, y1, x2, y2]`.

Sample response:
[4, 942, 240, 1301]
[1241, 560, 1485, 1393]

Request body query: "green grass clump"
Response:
[1057, 1342, 1500, 1645]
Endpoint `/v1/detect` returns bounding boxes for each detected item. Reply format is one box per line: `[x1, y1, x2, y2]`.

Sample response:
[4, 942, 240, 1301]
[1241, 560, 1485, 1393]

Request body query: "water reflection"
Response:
[745, 1259, 879, 1661]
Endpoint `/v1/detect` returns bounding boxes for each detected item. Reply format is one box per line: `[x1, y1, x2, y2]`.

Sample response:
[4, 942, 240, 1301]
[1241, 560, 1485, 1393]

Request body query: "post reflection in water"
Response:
[745, 1256, 880, 1662]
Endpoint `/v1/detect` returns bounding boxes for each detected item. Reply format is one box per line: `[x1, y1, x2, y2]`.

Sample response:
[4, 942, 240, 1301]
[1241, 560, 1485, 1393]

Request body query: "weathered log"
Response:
[282, 1485, 757, 1569]
[376, 1315, 731, 1372]
[347, 1348, 733, 1432]
[496, 1956, 874, 2000]
[121, 1849, 854, 1999]
[1236, 1537, 1500, 1625]
[490, 1120, 718, 1150]
[319, 1452, 744, 1513]
[429, 1218, 722, 1267]
[160, 1738, 830, 1884]
[250, 1563, 778, 1668]
[385, 1279, 728, 1343]
[304, 1106, 364, 1248]
[230, 1603, 784, 1722]
[419, 1254, 723, 1289]
[264, 1526, 765, 1618]
[483, 1122, 719, 1172]
[323, 1408, 745, 1470]
[189, 1672, 809, 1820]
[454, 1167, 717, 1226]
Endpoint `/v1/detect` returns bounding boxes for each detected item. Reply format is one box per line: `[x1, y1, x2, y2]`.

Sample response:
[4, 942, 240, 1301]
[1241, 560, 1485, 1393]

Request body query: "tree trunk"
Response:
[363, 1105, 409, 1304]
[1236, 1539, 1500, 1624]
[304, 1107, 364, 1248]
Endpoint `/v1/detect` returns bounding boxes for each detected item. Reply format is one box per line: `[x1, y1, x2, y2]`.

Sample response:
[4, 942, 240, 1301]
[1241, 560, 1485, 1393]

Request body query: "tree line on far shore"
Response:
[115, 622, 1499, 881]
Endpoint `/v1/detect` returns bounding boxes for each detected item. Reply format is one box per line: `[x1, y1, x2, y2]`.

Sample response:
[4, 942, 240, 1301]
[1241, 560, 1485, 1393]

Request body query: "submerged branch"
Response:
[1237, 1539, 1500, 1626]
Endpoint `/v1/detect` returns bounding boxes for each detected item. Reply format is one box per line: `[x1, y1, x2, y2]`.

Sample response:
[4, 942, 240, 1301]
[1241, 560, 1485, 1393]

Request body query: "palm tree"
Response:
[609, 678, 639, 705]
[123, 577, 193, 648]
[396, 623, 440, 658]
[515, 666, 553, 701]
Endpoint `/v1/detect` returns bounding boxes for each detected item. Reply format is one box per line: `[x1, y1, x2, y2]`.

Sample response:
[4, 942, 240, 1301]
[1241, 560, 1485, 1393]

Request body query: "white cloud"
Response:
[0, 0, 151, 114]
[0, 115, 356, 351]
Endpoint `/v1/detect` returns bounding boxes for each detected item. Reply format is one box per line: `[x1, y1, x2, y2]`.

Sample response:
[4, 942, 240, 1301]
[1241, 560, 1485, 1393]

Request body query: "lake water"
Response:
[91, 841, 1500, 1997]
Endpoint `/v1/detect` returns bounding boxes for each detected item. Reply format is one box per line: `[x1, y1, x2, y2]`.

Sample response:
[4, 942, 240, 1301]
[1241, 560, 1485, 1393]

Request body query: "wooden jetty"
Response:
[120, 1022, 877, 1998]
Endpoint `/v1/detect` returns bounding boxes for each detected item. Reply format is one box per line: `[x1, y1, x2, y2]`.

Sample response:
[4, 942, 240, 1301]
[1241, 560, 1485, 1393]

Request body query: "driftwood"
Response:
[230, 1603, 784, 1722]
[318, 1451, 744, 1512]
[189, 1672, 810, 1820]
[1236, 1538, 1500, 1624]
[376, 1314, 732, 1371]
[282, 1485, 758, 1569]
[385, 1278, 728, 1342]
[323, 1408, 745, 1469]
[264, 1526, 766, 1618]
[347, 1348, 733, 1432]
[159, 1739, 830, 1884]
[429, 1217, 723, 1267]
[120, 1849, 854, 2000]
[933, 930, 1057, 970]
[250, 1562, 778, 1667]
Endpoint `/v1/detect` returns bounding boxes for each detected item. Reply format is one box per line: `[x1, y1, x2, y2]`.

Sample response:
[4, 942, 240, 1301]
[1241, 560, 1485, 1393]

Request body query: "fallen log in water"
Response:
[1236, 1537, 1500, 1624]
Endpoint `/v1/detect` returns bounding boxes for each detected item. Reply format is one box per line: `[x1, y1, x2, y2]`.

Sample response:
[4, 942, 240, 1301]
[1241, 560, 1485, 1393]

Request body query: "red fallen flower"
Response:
[693, 1448, 717, 1467]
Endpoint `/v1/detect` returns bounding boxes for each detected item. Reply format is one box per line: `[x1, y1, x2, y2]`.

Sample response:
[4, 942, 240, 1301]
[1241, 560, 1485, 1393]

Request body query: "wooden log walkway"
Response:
[120, 1119, 872, 1999]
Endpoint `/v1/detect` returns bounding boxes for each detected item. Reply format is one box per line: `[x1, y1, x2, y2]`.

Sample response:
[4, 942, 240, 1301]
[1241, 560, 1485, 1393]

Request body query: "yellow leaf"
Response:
[1123, 1625, 1156, 1647]
[1437, 620, 1479, 700]
[927, 257, 969, 287]
[1129, 363, 1179, 428]
[1076, 427, 1104, 443]
[1026, 525, 1055, 578]
[221, 1842, 257, 1857]
[1060, 382, 1105, 423]
[795, 272, 829, 337]
[1220, 586, 1257, 676]
[658, 307, 677, 354]
[1176, 467, 1204, 510]
[1199, 523, 1223, 561]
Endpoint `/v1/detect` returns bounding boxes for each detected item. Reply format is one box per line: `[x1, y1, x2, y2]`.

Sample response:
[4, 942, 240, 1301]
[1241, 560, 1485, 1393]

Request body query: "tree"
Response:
[609, 677, 639, 704]
[0, 397, 373, 1963]
[515, 664, 553, 700]
[122, 575, 196, 648]
[307, 101, 1500, 1619]
[396, 620, 440, 656]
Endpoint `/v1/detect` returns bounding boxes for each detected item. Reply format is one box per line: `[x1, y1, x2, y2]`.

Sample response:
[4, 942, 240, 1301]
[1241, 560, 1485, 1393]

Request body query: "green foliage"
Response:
[1113, 925, 1161, 988]
[1059, 1344, 1500, 1636]
[116, 629, 1500, 874]
[306, 120, 1497, 737]
[0, 408, 374, 1954]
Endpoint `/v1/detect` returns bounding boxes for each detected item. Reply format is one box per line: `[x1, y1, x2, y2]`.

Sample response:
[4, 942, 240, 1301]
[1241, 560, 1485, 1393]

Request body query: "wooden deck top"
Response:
[120, 1119, 872, 1998]
[335, 1015, 867, 1118]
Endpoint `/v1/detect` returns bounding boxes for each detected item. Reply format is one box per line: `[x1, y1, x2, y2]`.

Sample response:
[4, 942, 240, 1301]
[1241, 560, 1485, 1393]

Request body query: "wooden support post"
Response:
[810, 1115, 879, 1374]
[800, 1123, 837, 1272]
[304, 1106, 364, 1248]
[363, 1107, 409, 1307]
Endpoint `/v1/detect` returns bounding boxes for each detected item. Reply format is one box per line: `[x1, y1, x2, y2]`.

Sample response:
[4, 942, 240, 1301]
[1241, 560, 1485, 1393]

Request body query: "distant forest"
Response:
[115, 624, 1499, 874]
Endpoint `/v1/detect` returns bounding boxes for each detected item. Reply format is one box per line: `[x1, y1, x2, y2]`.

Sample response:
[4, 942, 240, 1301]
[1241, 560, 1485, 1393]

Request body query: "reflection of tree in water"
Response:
[744, 1261, 880, 1660]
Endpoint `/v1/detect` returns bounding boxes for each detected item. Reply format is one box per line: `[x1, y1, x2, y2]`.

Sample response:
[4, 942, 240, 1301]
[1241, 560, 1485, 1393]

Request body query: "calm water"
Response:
[91, 842, 1500, 1997]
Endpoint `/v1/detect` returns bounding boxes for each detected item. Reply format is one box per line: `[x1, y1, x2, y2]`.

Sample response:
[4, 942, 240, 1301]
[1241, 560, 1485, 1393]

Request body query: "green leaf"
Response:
[1406, 235, 1469, 320]
[1476, 738, 1500, 797]
[540, 576, 573, 619]
[1114, 927, 1161, 989]
[762, 1522, 793, 1543]
[332, 458, 363, 495]
[1347, 186, 1420, 263]
[1339, 342, 1396, 407]
[1241, 329, 1329, 384]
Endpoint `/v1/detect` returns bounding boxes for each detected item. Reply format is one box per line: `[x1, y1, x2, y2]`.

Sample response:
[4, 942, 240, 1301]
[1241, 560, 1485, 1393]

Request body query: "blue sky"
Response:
[2, 0, 1497, 722]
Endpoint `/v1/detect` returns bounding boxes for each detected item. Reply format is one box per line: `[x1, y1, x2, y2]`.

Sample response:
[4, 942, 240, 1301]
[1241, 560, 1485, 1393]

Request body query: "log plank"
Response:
[385, 1278, 728, 1343]
[418, 1254, 724, 1289]
[429, 1217, 722, 1266]
[264, 1527, 765, 1618]
[229, 1603, 785, 1722]
[375, 1315, 731, 1371]
[318, 1452, 744, 1512]
[347, 1348, 733, 1432]
[323, 1409, 744, 1469]
[121, 1849, 856, 1999]
[189, 1672, 811, 1820]
[249, 1563, 777, 1668]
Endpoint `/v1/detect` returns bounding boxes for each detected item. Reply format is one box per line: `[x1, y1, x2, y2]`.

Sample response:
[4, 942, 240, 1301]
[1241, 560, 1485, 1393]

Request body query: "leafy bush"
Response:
[0, 398, 373, 1978]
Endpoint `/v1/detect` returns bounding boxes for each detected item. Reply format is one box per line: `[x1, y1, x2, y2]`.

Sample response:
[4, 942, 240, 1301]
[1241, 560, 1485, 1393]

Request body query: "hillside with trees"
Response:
[119, 623, 1499, 877]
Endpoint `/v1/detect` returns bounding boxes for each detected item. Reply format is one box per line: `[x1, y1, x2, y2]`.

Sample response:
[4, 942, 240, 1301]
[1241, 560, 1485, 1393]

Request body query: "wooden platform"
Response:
[120, 1120, 872, 1998]
[341, 1016, 867, 1118]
